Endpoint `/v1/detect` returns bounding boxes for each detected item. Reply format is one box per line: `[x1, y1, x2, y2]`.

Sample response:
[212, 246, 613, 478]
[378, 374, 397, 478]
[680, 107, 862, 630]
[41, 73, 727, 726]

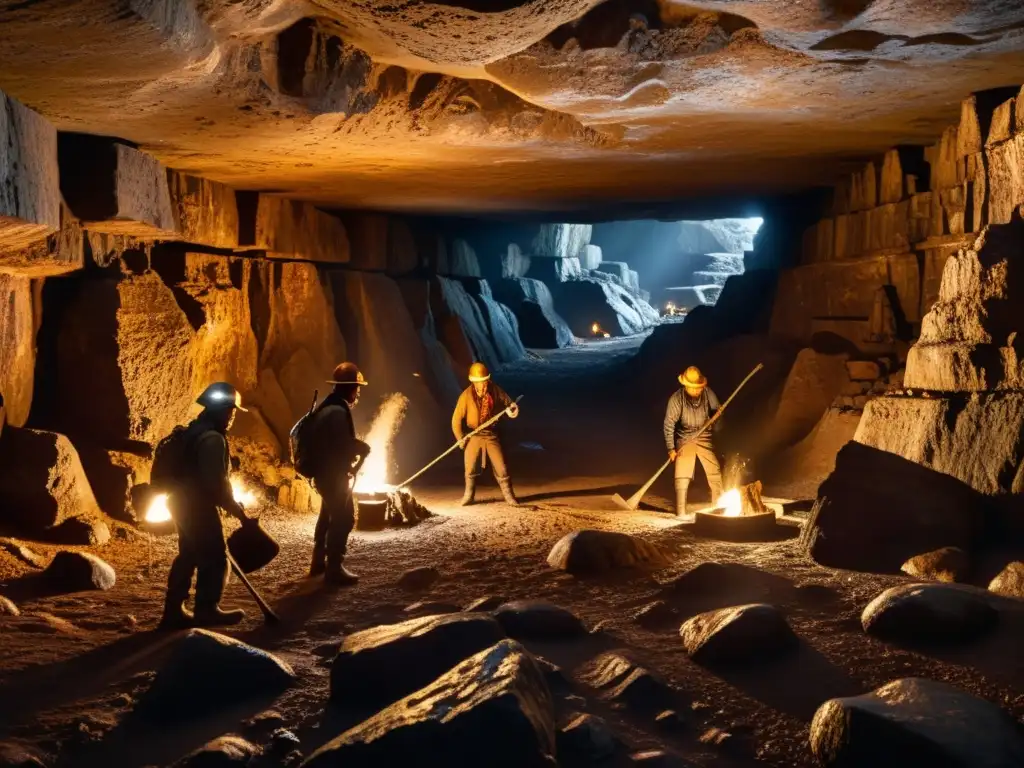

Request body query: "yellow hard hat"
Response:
[679, 366, 707, 388]
[468, 362, 491, 382]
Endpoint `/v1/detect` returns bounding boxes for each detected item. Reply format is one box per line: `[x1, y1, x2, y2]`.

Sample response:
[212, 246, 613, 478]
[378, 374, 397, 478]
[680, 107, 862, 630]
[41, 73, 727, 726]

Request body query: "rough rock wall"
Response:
[0, 274, 40, 427]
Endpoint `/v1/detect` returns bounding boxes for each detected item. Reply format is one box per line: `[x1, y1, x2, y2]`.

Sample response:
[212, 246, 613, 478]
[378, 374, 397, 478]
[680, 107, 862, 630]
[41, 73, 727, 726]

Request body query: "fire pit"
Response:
[354, 486, 432, 531]
[693, 481, 778, 541]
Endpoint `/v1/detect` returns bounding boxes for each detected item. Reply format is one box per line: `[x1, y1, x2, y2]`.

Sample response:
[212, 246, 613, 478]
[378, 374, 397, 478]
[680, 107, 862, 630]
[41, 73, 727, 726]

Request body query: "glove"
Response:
[668, 449, 678, 462]
[506, 403, 520, 419]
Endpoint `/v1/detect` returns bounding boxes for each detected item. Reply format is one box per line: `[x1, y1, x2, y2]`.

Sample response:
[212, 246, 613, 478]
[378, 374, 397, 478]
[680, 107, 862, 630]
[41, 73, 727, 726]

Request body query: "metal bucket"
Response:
[227, 517, 280, 574]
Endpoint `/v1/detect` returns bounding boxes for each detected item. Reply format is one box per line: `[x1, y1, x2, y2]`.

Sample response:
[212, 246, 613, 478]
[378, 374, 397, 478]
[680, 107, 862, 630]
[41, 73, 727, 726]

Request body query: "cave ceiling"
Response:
[1, 0, 1023, 215]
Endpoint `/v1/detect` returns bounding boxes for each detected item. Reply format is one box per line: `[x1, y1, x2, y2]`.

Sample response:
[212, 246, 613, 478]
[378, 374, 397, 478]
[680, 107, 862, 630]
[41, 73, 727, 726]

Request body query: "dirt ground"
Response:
[1, 336, 1023, 767]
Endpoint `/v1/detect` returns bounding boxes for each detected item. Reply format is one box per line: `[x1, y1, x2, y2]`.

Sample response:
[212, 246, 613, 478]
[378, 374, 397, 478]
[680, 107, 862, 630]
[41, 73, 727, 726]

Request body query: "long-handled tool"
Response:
[611, 363, 764, 511]
[227, 551, 281, 625]
[396, 396, 524, 489]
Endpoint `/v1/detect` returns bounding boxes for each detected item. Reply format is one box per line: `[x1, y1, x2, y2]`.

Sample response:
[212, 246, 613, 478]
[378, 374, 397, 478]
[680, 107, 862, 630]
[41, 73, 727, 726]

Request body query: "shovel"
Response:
[612, 363, 764, 511]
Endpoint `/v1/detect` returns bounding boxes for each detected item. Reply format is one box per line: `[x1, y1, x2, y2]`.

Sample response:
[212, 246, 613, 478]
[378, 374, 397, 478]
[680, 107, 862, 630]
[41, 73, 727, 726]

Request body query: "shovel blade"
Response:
[611, 493, 637, 511]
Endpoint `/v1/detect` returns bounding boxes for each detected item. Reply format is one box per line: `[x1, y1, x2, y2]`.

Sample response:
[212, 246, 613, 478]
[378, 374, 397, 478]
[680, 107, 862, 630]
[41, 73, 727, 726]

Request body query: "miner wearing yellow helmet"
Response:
[452, 361, 520, 507]
[664, 366, 723, 516]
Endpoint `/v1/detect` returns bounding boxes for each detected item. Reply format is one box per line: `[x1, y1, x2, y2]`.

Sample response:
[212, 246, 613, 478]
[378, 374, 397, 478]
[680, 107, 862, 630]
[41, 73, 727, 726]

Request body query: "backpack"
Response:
[150, 424, 197, 494]
[289, 390, 320, 479]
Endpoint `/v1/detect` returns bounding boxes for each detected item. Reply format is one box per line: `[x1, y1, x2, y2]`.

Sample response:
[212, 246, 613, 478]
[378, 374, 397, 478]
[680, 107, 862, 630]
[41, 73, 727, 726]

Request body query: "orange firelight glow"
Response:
[717, 488, 742, 517]
[352, 393, 409, 494]
[145, 493, 172, 523]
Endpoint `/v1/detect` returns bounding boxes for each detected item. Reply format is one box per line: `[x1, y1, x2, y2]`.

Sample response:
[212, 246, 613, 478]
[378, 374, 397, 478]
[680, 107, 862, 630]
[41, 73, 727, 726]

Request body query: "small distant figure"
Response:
[159, 382, 249, 629]
[306, 362, 371, 586]
[452, 362, 521, 507]
[664, 366, 724, 516]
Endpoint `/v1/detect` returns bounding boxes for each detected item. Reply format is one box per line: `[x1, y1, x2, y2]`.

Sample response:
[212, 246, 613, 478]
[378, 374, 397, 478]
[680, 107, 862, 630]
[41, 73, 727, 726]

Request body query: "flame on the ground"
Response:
[591, 322, 601, 335]
[353, 393, 409, 494]
[231, 476, 258, 507]
[717, 488, 742, 517]
[145, 493, 172, 523]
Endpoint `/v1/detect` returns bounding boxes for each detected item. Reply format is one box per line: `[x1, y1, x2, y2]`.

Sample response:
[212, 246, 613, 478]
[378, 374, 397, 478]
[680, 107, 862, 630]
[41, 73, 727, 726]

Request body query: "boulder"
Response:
[807, 442, 986, 572]
[174, 735, 261, 767]
[242, 194, 349, 263]
[988, 561, 1024, 598]
[330, 613, 506, 712]
[167, 170, 239, 250]
[397, 565, 440, 591]
[42, 551, 116, 592]
[861, 583, 998, 644]
[307, 640, 556, 767]
[0, 426, 104, 533]
[49, 516, 111, 546]
[546, 530, 671, 575]
[0, 596, 19, 616]
[579, 244, 603, 270]
[501, 243, 531, 278]
[558, 713, 621, 763]
[135, 629, 296, 720]
[491, 277, 575, 348]
[59, 136, 177, 238]
[0, 276, 38, 426]
[533, 223, 591, 260]
[900, 547, 970, 583]
[0, 89, 60, 252]
[680, 604, 798, 665]
[810, 677, 1024, 768]
[582, 652, 678, 712]
[493, 600, 586, 640]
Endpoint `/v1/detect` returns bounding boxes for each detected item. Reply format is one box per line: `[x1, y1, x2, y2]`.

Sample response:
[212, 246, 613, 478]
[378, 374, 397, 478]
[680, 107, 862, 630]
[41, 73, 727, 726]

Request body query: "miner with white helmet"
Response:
[452, 361, 520, 506]
[306, 361, 370, 586]
[664, 366, 724, 516]
[160, 381, 249, 629]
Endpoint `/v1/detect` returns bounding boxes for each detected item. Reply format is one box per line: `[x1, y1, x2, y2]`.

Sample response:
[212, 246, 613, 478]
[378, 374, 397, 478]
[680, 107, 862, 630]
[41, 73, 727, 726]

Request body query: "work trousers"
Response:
[166, 502, 228, 611]
[674, 438, 724, 500]
[312, 474, 356, 571]
[464, 435, 509, 482]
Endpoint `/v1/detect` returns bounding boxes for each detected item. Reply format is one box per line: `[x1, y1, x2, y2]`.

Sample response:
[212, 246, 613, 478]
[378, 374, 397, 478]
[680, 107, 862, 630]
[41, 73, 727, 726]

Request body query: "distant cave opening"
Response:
[590, 217, 764, 317]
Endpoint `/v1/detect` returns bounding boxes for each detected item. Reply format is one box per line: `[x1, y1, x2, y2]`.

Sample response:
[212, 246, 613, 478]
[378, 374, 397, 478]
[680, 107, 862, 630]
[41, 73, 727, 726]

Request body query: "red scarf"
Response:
[478, 391, 494, 424]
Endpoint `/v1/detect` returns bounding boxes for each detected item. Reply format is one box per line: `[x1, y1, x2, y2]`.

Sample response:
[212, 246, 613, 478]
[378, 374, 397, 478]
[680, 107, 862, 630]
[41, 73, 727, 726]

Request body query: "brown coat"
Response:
[451, 383, 512, 440]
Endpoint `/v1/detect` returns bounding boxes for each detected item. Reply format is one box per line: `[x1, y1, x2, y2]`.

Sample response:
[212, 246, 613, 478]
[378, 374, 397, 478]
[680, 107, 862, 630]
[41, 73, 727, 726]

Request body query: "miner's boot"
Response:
[459, 478, 476, 506]
[158, 556, 195, 630]
[193, 559, 245, 626]
[674, 479, 690, 517]
[309, 546, 326, 578]
[158, 598, 194, 630]
[498, 477, 521, 507]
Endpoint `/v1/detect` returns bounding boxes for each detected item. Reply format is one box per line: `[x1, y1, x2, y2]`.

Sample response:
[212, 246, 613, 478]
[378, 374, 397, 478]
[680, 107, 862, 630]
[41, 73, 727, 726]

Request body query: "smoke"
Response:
[355, 393, 410, 492]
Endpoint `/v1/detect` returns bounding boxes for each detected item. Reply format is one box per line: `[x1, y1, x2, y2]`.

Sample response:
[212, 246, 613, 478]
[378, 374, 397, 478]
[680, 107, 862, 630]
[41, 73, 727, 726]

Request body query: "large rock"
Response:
[135, 630, 296, 720]
[766, 348, 850, 449]
[677, 219, 760, 255]
[463, 280, 527, 364]
[59, 136, 177, 238]
[807, 442, 987, 572]
[855, 392, 1024, 495]
[680, 604, 798, 665]
[167, 170, 239, 250]
[330, 613, 506, 712]
[491, 277, 574, 348]
[0, 426, 104, 532]
[582, 652, 678, 712]
[547, 530, 671, 575]
[533, 223, 591, 260]
[430, 276, 501, 369]
[528, 255, 583, 283]
[770, 406, 862, 499]
[501, 243, 531, 278]
[243, 194, 349, 263]
[579, 244, 603, 270]
[174, 735, 261, 767]
[553, 277, 658, 337]
[810, 677, 1024, 767]
[861, 583, 998, 644]
[306, 640, 556, 768]
[0, 89, 60, 252]
[0, 275, 38, 426]
[41, 551, 116, 592]
[439, 238, 481, 277]
[558, 713, 621, 763]
[492, 601, 586, 640]
[900, 547, 970, 583]
[988, 561, 1024, 598]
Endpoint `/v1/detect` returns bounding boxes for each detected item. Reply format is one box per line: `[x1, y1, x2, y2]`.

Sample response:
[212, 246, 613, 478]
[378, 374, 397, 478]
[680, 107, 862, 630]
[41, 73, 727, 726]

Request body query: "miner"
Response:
[452, 361, 521, 506]
[160, 382, 249, 629]
[307, 362, 370, 585]
[664, 366, 724, 516]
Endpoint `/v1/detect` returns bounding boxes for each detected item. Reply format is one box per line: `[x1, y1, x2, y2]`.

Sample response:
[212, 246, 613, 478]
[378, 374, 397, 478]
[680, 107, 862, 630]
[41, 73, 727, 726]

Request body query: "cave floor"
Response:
[2, 336, 1024, 767]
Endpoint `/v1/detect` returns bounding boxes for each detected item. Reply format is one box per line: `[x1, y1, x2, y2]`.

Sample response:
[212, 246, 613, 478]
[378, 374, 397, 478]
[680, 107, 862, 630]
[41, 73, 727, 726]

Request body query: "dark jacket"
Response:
[174, 415, 236, 518]
[663, 388, 720, 451]
[452, 383, 512, 441]
[309, 392, 360, 481]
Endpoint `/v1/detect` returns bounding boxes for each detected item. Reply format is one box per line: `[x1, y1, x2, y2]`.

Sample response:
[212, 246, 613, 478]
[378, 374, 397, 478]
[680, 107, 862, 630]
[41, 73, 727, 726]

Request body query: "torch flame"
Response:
[591, 322, 600, 334]
[717, 488, 742, 517]
[145, 493, 172, 524]
[353, 393, 409, 494]
[231, 476, 257, 507]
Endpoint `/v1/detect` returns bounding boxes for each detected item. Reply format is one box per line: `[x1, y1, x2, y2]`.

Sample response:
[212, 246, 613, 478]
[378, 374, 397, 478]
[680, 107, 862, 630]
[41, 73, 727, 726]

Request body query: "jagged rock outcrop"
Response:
[463, 280, 527, 365]
[491, 277, 575, 349]
[0, 89, 60, 253]
[439, 239, 481, 278]
[533, 223, 591, 260]
[501, 243, 530, 279]
[0, 275, 37, 427]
